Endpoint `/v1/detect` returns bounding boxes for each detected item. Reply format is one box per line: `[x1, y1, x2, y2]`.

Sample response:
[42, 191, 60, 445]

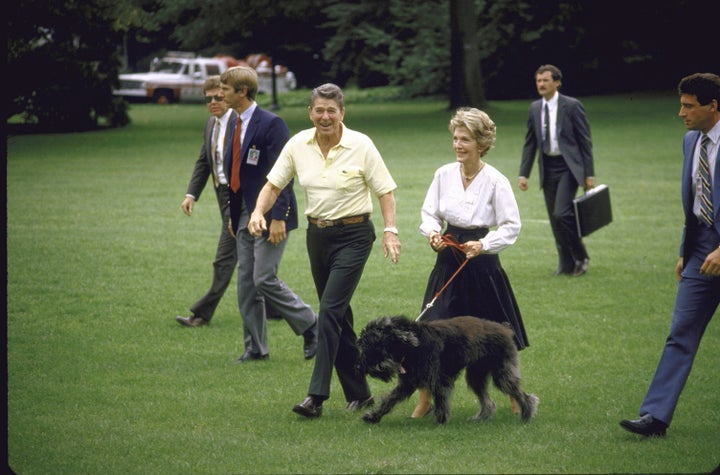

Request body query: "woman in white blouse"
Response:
[413, 107, 529, 418]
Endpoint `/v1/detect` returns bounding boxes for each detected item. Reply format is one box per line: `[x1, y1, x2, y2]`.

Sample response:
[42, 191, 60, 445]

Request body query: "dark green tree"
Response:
[7, 0, 134, 130]
[450, 0, 484, 108]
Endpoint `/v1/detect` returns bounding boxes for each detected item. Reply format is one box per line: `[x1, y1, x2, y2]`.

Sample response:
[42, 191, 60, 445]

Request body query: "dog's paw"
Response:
[469, 399, 496, 421]
[362, 411, 381, 424]
[521, 394, 539, 422]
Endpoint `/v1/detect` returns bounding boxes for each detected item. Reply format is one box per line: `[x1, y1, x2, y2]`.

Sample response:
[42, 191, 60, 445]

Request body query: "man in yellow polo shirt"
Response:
[248, 83, 401, 418]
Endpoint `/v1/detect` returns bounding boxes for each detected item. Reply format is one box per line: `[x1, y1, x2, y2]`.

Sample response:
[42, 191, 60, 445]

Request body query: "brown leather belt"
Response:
[308, 214, 369, 228]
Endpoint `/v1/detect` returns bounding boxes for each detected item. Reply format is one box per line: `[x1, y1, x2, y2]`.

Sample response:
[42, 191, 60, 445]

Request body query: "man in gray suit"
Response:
[518, 64, 595, 276]
[175, 76, 238, 327]
[221, 66, 318, 362]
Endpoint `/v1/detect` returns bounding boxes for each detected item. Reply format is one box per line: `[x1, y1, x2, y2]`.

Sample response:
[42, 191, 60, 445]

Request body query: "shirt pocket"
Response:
[336, 166, 364, 191]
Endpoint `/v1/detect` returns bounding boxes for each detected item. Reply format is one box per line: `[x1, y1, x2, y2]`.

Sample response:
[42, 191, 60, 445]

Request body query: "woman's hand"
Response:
[429, 231, 445, 252]
[464, 240, 483, 259]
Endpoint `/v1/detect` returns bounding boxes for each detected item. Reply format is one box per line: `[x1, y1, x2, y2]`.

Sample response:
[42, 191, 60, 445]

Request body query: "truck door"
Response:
[185, 63, 204, 102]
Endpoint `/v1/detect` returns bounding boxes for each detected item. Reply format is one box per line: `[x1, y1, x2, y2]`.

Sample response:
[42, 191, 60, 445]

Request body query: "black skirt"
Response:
[420, 225, 529, 350]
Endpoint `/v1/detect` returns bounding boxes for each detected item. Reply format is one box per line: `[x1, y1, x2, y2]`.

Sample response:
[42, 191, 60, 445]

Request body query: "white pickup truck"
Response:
[114, 52, 297, 104]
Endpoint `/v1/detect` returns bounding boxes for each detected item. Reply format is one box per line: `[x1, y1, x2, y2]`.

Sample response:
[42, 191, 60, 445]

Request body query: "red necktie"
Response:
[230, 116, 241, 192]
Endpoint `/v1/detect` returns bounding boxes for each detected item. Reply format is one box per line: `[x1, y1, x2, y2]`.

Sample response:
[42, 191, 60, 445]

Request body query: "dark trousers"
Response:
[542, 155, 588, 272]
[190, 186, 236, 321]
[305, 220, 375, 402]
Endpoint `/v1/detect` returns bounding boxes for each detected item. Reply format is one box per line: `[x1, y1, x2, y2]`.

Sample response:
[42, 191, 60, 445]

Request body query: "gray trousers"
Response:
[189, 188, 236, 321]
[236, 211, 316, 355]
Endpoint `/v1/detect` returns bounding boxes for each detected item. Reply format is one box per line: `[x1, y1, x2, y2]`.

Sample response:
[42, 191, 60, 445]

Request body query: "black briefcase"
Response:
[573, 184, 612, 237]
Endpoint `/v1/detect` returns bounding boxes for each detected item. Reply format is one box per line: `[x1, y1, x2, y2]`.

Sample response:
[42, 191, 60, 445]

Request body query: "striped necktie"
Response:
[698, 134, 713, 226]
[211, 118, 220, 188]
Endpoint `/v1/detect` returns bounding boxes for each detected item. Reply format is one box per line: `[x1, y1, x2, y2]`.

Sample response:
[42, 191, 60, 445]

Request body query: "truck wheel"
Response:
[152, 90, 174, 104]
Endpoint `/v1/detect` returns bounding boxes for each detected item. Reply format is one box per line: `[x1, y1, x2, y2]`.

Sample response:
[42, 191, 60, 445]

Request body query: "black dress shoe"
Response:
[346, 396, 374, 411]
[235, 351, 269, 363]
[573, 258, 588, 277]
[175, 315, 209, 327]
[293, 396, 322, 418]
[303, 323, 318, 360]
[553, 268, 572, 276]
[620, 414, 668, 437]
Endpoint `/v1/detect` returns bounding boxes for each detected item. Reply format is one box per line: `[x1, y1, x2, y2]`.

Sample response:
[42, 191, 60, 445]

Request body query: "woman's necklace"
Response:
[461, 160, 485, 181]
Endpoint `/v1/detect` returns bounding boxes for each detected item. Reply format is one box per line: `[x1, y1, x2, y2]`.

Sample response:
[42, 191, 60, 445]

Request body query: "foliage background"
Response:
[7, 0, 718, 130]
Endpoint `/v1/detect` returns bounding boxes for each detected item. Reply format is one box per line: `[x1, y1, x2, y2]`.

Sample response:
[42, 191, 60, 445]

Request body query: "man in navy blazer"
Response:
[220, 66, 318, 362]
[518, 64, 595, 276]
[175, 77, 238, 327]
[621, 72, 720, 437]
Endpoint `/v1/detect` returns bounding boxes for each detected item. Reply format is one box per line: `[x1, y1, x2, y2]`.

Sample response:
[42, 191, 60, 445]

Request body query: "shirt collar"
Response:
[307, 122, 351, 149]
[543, 92, 559, 108]
[217, 108, 233, 126]
[703, 120, 720, 145]
[239, 102, 257, 125]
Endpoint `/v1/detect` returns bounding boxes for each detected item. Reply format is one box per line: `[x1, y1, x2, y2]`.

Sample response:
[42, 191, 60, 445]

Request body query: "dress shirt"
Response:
[691, 120, 720, 221]
[238, 102, 257, 144]
[214, 108, 234, 185]
[420, 162, 521, 254]
[267, 124, 397, 219]
[543, 92, 561, 156]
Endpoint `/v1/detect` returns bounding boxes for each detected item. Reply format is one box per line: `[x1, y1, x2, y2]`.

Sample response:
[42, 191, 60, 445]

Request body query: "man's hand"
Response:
[674, 257, 683, 281]
[383, 232, 401, 264]
[700, 247, 720, 277]
[181, 197, 195, 216]
[267, 219, 287, 245]
[518, 177, 528, 191]
[248, 212, 267, 237]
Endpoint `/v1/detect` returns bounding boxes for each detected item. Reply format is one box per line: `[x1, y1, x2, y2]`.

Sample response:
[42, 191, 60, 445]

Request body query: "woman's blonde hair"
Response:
[449, 107, 496, 157]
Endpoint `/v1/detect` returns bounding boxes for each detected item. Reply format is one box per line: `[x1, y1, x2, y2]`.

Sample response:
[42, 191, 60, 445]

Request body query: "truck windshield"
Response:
[151, 61, 186, 74]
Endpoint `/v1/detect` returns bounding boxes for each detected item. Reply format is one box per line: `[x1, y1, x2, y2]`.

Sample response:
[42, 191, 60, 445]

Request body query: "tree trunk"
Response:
[449, 0, 485, 110]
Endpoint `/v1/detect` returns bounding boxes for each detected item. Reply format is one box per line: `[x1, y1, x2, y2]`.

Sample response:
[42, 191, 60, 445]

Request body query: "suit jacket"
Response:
[519, 93, 594, 187]
[226, 106, 297, 233]
[185, 110, 238, 209]
[679, 130, 720, 262]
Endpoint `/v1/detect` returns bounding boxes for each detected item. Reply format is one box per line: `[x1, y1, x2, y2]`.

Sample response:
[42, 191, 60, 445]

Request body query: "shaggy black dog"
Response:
[356, 315, 538, 424]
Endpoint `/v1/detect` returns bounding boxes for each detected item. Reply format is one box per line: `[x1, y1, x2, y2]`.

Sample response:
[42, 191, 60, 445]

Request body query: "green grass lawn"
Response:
[6, 92, 719, 474]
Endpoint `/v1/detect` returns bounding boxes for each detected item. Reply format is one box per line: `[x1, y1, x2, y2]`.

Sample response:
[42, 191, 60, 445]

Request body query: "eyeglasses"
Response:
[205, 95, 224, 104]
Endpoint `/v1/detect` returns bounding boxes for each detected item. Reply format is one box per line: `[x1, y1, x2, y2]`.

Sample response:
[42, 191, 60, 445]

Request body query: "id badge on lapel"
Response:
[247, 146, 260, 166]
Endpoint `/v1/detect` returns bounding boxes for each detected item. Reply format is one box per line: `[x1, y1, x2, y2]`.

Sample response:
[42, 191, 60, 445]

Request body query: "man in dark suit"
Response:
[620, 73, 720, 437]
[220, 66, 318, 362]
[518, 64, 595, 276]
[175, 76, 238, 327]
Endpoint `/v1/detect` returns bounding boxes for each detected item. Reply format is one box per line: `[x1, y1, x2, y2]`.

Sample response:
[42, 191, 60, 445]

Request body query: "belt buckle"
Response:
[316, 219, 330, 229]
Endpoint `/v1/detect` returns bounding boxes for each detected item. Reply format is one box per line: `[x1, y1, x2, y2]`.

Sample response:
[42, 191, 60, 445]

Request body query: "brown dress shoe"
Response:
[293, 396, 322, 418]
[175, 316, 208, 327]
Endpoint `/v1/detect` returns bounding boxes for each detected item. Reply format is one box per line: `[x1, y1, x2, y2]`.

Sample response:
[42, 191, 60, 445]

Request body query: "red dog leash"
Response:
[416, 234, 469, 321]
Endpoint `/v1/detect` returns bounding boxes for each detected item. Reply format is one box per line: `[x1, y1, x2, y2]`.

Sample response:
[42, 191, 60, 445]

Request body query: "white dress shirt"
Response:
[214, 108, 234, 185]
[420, 162, 521, 254]
[543, 92, 561, 156]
